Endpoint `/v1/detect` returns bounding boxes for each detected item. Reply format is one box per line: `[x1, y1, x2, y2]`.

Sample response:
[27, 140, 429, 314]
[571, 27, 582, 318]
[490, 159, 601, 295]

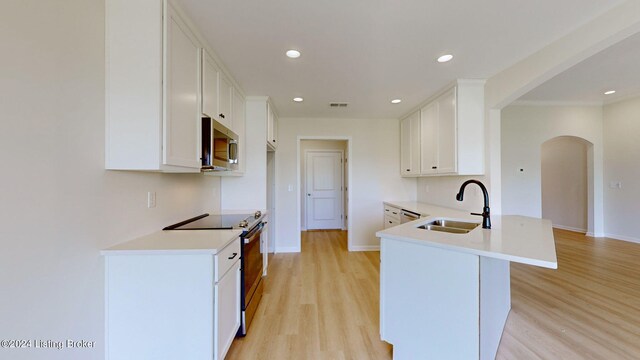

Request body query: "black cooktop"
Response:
[163, 212, 262, 231]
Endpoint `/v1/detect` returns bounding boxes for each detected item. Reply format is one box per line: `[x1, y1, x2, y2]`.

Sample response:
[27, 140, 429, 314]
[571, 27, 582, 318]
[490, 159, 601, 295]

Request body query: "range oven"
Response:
[238, 220, 264, 336]
[163, 211, 266, 337]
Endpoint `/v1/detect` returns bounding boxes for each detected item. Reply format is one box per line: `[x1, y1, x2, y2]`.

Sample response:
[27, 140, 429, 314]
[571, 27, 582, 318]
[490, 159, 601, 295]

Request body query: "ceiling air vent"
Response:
[329, 103, 349, 108]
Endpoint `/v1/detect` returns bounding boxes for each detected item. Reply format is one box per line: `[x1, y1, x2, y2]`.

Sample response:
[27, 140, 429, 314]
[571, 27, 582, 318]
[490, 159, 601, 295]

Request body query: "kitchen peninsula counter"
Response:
[376, 201, 557, 360]
[379, 201, 557, 269]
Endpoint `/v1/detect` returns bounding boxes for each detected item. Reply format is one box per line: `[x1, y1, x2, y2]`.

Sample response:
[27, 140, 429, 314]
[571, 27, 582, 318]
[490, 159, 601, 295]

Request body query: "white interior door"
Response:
[306, 151, 343, 230]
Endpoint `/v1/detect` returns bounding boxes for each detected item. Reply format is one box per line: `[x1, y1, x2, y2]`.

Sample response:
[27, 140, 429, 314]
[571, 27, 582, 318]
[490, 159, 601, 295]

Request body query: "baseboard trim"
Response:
[275, 246, 301, 253]
[604, 233, 640, 244]
[349, 245, 380, 252]
[552, 224, 587, 233]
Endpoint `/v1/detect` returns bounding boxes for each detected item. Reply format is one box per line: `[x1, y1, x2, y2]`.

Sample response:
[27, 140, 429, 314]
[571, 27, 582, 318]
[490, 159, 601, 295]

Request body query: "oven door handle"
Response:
[243, 222, 264, 244]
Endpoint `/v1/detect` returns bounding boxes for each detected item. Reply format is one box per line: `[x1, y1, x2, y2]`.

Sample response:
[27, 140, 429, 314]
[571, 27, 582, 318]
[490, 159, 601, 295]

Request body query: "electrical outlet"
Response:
[147, 191, 156, 208]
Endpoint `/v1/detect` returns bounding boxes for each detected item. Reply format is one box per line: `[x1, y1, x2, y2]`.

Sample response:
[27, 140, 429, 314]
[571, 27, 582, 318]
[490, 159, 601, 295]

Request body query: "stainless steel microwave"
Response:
[201, 118, 238, 171]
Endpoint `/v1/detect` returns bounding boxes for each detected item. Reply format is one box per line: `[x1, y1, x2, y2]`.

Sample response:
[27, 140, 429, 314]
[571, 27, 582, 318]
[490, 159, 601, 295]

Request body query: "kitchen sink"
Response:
[417, 219, 480, 234]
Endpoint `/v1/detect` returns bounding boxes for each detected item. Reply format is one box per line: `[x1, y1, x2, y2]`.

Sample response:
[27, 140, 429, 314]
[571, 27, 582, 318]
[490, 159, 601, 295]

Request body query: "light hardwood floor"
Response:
[227, 229, 640, 360]
[227, 230, 392, 360]
[497, 229, 640, 360]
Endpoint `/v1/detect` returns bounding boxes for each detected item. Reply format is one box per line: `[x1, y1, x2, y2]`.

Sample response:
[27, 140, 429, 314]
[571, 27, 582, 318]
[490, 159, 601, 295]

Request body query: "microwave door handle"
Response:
[229, 140, 238, 164]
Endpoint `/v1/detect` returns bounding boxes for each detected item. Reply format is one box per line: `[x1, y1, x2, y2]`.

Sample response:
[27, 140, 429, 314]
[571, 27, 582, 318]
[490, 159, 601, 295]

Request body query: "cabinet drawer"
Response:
[384, 205, 401, 221]
[384, 217, 400, 229]
[215, 238, 241, 282]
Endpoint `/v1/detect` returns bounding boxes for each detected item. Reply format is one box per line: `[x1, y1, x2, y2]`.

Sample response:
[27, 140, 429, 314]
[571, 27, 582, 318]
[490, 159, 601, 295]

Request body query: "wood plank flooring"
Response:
[497, 229, 640, 360]
[226, 230, 392, 360]
[227, 229, 640, 360]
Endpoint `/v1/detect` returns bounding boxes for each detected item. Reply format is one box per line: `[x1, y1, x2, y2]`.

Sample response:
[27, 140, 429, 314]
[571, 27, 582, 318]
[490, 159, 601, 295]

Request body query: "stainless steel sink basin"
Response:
[417, 219, 480, 234]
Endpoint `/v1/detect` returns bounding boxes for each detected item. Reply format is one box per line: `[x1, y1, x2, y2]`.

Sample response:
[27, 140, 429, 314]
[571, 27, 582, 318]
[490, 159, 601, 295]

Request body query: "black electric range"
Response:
[163, 211, 264, 233]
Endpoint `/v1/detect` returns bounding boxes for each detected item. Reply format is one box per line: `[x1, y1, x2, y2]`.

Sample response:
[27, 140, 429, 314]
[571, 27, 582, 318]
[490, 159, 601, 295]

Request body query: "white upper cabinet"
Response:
[419, 101, 439, 175]
[420, 87, 457, 175]
[106, 0, 202, 172]
[434, 88, 457, 173]
[218, 72, 233, 129]
[106, 0, 245, 173]
[267, 101, 278, 150]
[202, 51, 219, 120]
[202, 50, 234, 130]
[163, 4, 202, 169]
[401, 80, 485, 177]
[400, 111, 421, 176]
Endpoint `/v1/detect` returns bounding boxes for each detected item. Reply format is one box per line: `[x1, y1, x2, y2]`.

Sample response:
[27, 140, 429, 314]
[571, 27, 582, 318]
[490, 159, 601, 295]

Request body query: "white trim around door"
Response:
[296, 136, 353, 251]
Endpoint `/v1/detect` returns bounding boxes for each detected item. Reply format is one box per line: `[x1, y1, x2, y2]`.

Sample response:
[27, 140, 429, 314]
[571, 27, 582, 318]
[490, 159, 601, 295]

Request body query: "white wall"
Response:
[501, 105, 603, 236]
[483, 1, 640, 218]
[603, 97, 640, 242]
[275, 118, 416, 252]
[0, 1, 221, 359]
[417, 176, 487, 213]
[299, 140, 347, 230]
[541, 137, 588, 232]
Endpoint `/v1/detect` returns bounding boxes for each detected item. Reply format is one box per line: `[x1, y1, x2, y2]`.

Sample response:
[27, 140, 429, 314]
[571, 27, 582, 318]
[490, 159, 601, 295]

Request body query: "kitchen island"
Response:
[376, 202, 557, 360]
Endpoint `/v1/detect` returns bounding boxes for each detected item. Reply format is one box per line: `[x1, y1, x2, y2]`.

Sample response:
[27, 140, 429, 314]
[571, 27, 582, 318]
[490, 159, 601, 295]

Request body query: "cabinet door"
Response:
[437, 88, 457, 174]
[218, 73, 233, 128]
[272, 112, 278, 148]
[400, 116, 411, 175]
[384, 217, 400, 229]
[202, 51, 219, 119]
[267, 102, 275, 146]
[409, 113, 421, 175]
[215, 261, 240, 360]
[164, 4, 201, 169]
[401, 112, 421, 176]
[420, 102, 438, 175]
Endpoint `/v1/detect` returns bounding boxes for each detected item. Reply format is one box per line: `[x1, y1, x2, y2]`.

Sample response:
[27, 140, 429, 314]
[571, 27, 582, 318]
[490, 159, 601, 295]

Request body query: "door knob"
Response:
[307, 193, 311, 196]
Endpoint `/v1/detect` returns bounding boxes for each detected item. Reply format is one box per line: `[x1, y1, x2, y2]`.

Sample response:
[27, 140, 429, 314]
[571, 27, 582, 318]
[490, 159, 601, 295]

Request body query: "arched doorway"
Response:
[541, 136, 594, 233]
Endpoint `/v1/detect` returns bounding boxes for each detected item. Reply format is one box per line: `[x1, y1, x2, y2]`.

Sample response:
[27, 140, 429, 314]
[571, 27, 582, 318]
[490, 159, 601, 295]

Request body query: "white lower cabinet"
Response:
[104, 238, 241, 360]
[215, 261, 241, 360]
[383, 204, 401, 229]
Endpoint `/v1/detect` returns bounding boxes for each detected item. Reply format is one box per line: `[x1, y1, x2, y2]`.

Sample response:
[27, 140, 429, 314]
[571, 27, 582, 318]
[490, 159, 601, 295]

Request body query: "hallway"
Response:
[227, 230, 392, 359]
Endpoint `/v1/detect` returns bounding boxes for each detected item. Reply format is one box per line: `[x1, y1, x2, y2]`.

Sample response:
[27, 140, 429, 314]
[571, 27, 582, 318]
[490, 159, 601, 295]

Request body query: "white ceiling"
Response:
[518, 31, 640, 105]
[176, 0, 623, 118]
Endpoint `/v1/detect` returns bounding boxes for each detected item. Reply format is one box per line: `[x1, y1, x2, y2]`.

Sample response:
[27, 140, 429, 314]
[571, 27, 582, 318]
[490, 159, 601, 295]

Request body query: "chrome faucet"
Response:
[456, 180, 491, 229]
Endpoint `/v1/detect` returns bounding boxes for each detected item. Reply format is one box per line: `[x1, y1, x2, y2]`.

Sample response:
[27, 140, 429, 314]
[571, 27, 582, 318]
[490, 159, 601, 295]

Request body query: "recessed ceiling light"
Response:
[391, 99, 402, 104]
[604, 90, 616, 95]
[293, 97, 304, 102]
[437, 54, 453, 63]
[286, 49, 301, 59]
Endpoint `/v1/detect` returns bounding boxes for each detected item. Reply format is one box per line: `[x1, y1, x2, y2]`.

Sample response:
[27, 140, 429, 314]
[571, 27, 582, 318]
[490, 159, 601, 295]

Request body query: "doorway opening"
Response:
[298, 138, 350, 251]
[541, 136, 593, 233]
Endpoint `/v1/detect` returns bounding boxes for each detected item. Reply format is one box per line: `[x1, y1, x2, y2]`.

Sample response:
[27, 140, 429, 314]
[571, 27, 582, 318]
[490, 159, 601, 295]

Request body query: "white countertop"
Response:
[101, 229, 242, 255]
[377, 202, 558, 269]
